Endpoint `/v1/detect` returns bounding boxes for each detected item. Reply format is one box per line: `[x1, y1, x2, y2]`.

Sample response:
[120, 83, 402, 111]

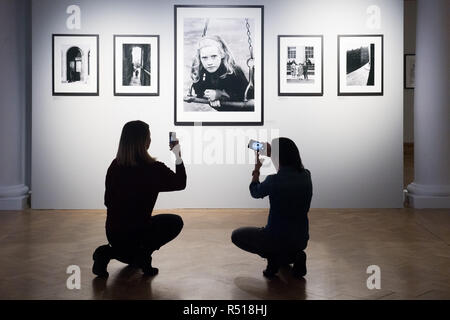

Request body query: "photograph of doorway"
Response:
[114, 35, 159, 96]
[52, 34, 99, 96]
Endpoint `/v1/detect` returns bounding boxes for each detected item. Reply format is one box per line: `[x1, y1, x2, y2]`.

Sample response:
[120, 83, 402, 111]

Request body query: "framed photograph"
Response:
[114, 35, 160, 96]
[338, 34, 383, 96]
[174, 5, 264, 126]
[278, 35, 323, 96]
[404, 54, 415, 89]
[52, 34, 99, 96]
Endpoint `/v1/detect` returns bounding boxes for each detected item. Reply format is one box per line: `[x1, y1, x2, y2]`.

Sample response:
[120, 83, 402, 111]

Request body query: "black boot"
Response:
[133, 250, 159, 276]
[141, 256, 159, 277]
[263, 258, 279, 278]
[92, 244, 112, 278]
[292, 251, 307, 278]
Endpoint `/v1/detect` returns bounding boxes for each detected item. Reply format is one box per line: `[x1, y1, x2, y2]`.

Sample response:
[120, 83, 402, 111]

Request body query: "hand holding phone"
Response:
[248, 139, 268, 156]
[169, 132, 178, 150]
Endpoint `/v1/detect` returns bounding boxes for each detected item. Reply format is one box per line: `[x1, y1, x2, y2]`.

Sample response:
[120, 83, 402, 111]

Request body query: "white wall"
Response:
[32, 0, 404, 209]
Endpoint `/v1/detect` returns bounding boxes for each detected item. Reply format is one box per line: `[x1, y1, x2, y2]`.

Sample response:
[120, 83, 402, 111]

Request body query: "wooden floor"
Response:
[0, 208, 449, 300]
[1, 144, 448, 300]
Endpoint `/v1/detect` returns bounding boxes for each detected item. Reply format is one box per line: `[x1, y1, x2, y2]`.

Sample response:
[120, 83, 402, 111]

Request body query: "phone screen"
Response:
[251, 142, 263, 151]
[169, 132, 176, 143]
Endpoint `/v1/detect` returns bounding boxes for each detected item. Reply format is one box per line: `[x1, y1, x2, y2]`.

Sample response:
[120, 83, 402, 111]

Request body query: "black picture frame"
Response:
[338, 34, 384, 96]
[52, 34, 99, 96]
[277, 35, 324, 96]
[404, 54, 415, 89]
[113, 35, 160, 96]
[174, 5, 264, 126]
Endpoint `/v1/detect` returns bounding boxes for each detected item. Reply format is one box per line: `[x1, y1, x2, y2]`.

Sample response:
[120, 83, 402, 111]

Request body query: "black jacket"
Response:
[250, 167, 312, 245]
[104, 159, 186, 233]
[192, 64, 254, 101]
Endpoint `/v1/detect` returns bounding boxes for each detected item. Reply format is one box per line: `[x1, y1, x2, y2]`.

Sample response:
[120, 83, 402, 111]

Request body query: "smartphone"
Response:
[169, 132, 178, 148]
[248, 139, 267, 156]
[169, 132, 177, 143]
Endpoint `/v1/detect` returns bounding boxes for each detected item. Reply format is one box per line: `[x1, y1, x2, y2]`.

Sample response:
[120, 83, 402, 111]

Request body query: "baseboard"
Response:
[0, 196, 29, 210]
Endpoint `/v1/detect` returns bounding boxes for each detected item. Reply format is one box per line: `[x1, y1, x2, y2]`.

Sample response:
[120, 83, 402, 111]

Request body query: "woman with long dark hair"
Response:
[92, 120, 186, 277]
[232, 137, 312, 278]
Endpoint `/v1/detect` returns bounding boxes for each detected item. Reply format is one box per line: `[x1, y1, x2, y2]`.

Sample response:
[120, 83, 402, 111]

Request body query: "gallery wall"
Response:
[32, 0, 404, 209]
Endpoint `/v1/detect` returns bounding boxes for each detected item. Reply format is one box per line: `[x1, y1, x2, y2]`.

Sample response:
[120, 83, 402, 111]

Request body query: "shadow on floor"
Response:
[92, 265, 159, 299]
[233, 266, 307, 299]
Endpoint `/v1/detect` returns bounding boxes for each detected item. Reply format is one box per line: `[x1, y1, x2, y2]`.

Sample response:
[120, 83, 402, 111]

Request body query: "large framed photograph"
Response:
[404, 54, 415, 89]
[278, 35, 323, 96]
[52, 34, 99, 96]
[114, 35, 159, 96]
[338, 34, 383, 96]
[175, 5, 264, 126]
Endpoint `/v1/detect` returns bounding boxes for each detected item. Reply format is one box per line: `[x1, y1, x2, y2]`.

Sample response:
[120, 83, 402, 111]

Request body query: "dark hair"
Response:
[276, 137, 304, 171]
[191, 35, 238, 83]
[116, 120, 155, 166]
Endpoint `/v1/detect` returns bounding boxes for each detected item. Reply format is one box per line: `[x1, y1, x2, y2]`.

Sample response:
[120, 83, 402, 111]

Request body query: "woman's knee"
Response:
[153, 214, 183, 229]
[231, 228, 244, 246]
[165, 214, 183, 235]
[174, 215, 184, 232]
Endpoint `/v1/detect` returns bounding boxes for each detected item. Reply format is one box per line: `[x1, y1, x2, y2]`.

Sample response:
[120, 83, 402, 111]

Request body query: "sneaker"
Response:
[292, 251, 307, 278]
[92, 245, 111, 278]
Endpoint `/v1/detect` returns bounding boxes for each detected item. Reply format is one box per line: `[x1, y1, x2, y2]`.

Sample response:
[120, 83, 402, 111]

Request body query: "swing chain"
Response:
[244, 18, 254, 102]
[202, 18, 209, 37]
[245, 18, 254, 60]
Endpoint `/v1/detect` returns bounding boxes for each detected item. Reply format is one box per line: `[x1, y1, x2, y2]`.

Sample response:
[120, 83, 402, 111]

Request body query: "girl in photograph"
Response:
[190, 35, 253, 108]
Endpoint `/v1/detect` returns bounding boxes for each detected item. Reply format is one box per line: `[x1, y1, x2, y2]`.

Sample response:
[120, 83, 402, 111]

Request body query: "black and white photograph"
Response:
[52, 34, 99, 96]
[338, 35, 383, 95]
[175, 5, 263, 126]
[114, 35, 159, 96]
[278, 35, 323, 96]
[404, 54, 415, 89]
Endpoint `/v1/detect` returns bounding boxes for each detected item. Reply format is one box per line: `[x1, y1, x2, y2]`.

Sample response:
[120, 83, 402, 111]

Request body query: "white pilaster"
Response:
[406, 0, 450, 208]
[0, 0, 30, 210]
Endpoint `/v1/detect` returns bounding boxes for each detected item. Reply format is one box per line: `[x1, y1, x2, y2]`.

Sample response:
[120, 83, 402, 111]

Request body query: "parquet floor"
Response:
[0, 208, 449, 300]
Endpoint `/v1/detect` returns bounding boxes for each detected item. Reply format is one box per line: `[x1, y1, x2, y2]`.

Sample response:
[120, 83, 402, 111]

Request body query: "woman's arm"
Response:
[249, 152, 272, 199]
[249, 175, 273, 199]
[157, 143, 187, 192]
[157, 162, 187, 192]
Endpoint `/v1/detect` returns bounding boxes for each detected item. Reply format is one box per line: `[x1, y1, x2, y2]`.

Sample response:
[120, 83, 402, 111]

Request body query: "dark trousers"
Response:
[231, 226, 307, 264]
[106, 214, 183, 264]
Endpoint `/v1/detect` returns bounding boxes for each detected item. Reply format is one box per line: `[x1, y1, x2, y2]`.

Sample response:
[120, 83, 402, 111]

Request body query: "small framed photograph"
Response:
[338, 34, 383, 96]
[278, 35, 323, 96]
[52, 34, 99, 96]
[404, 54, 415, 89]
[114, 35, 160, 96]
[175, 5, 264, 126]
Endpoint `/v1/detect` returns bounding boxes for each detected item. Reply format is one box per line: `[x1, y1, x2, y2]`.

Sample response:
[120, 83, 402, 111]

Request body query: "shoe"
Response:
[142, 265, 159, 276]
[134, 254, 159, 276]
[92, 245, 111, 278]
[292, 251, 307, 278]
[263, 259, 279, 278]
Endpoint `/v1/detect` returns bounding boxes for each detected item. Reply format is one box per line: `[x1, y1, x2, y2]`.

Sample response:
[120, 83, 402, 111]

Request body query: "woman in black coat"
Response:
[92, 120, 186, 277]
[232, 138, 312, 278]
